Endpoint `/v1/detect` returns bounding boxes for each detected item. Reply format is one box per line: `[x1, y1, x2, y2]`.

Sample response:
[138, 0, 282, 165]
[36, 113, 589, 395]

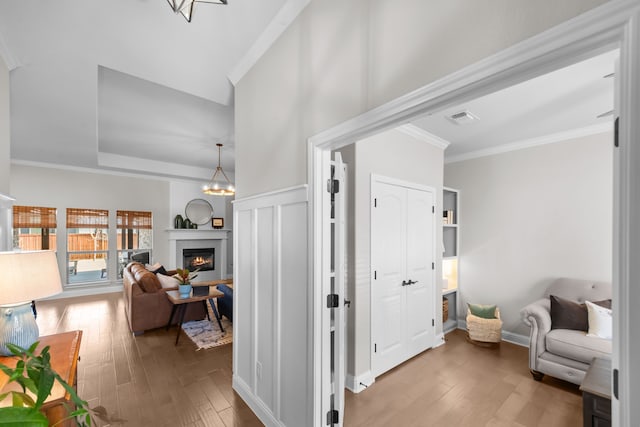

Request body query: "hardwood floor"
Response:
[344, 332, 582, 427]
[36, 293, 582, 426]
[36, 292, 262, 427]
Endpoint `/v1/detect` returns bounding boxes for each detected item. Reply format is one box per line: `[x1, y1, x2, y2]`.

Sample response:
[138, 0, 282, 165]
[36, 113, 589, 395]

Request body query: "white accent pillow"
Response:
[157, 273, 179, 289]
[586, 300, 613, 340]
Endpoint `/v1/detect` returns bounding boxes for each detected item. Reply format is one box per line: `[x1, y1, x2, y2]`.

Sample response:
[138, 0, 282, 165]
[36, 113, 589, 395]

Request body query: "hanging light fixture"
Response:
[203, 143, 235, 196]
[167, 0, 228, 23]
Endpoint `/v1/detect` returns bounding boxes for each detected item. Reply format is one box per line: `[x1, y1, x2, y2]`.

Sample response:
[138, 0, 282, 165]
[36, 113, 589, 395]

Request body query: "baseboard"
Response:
[456, 319, 529, 347]
[45, 284, 122, 300]
[501, 331, 529, 347]
[233, 375, 284, 427]
[433, 333, 446, 348]
[345, 371, 375, 394]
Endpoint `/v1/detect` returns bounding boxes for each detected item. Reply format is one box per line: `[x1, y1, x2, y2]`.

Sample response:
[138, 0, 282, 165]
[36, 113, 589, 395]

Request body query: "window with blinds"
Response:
[12, 205, 57, 250]
[66, 208, 109, 284]
[117, 210, 153, 278]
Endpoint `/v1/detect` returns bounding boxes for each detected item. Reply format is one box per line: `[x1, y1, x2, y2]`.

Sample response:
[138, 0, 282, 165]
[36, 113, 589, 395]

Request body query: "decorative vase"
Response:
[184, 218, 192, 229]
[178, 284, 192, 298]
[0, 303, 39, 356]
[174, 214, 184, 229]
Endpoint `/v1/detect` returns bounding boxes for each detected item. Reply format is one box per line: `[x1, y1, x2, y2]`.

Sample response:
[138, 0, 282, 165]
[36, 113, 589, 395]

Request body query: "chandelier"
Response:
[167, 0, 228, 23]
[203, 143, 235, 196]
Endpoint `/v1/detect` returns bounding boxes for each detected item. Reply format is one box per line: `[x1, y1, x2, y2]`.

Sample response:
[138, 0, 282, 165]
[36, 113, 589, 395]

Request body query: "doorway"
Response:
[311, 5, 640, 425]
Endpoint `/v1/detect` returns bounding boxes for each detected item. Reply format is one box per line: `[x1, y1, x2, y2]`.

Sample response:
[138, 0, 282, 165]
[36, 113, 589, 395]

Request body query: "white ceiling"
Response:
[0, 0, 291, 181]
[412, 50, 616, 161]
[0, 3, 616, 181]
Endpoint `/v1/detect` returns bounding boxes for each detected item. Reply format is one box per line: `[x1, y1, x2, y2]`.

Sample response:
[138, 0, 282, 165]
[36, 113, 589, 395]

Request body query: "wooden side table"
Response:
[166, 287, 224, 345]
[580, 357, 612, 427]
[0, 330, 83, 427]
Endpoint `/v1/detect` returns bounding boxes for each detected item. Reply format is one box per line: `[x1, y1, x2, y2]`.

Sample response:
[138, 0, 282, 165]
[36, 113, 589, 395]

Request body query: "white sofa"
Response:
[520, 278, 611, 385]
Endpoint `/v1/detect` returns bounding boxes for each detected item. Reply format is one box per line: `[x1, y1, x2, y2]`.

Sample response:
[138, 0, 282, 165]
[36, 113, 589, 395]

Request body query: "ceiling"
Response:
[0, 3, 616, 183]
[0, 0, 292, 181]
[411, 49, 616, 161]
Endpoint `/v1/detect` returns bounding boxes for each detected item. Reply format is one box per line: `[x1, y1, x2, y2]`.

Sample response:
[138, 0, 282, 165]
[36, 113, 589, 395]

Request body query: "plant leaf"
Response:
[0, 406, 49, 426]
[34, 368, 55, 408]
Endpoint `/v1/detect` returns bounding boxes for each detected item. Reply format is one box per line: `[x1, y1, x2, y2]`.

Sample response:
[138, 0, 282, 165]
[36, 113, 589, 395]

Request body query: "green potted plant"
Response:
[0, 342, 91, 426]
[173, 268, 199, 297]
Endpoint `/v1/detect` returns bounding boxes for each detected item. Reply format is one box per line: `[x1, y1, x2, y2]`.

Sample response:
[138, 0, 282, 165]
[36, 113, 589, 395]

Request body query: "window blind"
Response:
[117, 210, 152, 230]
[66, 208, 108, 228]
[13, 205, 57, 228]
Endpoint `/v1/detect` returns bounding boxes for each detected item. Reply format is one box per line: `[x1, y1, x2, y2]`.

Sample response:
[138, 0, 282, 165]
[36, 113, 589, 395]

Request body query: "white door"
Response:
[405, 189, 435, 357]
[371, 181, 408, 375]
[371, 176, 435, 377]
[332, 152, 347, 425]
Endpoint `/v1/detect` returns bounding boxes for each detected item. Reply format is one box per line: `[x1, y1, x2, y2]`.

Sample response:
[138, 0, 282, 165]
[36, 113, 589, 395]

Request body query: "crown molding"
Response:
[395, 124, 450, 150]
[444, 121, 614, 164]
[0, 31, 20, 70]
[228, 0, 311, 85]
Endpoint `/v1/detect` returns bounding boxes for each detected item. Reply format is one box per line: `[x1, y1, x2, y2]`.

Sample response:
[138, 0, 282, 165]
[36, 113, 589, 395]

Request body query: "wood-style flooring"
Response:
[36, 292, 582, 426]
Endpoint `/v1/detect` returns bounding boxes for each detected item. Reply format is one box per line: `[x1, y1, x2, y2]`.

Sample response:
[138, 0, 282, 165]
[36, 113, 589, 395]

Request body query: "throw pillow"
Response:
[467, 303, 497, 319]
[586, 300, 613, 339]
[136, 271, 161, 293]
[550, 295, 612, 331]
[157, 273, 180, 289]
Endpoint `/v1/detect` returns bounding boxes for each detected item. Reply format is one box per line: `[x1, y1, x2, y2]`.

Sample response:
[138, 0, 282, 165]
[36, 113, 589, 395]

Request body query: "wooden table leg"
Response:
[175, 304, 188, 345]
[208, 298, 224, 333]
[166, 304, 178, 331]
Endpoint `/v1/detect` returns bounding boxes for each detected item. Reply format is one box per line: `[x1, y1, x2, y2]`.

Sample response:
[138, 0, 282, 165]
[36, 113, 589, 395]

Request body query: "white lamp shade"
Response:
[0, 251, 63, 305]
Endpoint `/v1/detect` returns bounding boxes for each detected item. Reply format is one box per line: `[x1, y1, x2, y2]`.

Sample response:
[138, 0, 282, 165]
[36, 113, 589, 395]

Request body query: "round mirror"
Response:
[185, 199, 214, 225]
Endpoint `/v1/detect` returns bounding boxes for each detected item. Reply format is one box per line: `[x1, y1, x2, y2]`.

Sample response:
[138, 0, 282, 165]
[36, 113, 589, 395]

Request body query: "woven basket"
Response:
[442, 298, 449, 323]
[466, 307, 502, 343]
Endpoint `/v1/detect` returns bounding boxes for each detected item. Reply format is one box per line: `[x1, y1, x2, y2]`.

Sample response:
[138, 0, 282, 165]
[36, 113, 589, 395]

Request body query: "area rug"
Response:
[181, 318, 233, 350]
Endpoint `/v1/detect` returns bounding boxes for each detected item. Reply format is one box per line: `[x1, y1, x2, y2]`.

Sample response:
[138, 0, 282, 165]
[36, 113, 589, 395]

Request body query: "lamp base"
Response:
[0, 302, 40, 356]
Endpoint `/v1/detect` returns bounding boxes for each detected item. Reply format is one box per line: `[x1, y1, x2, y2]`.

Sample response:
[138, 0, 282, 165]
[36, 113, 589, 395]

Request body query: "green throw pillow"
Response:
[468, 303, 497, 319]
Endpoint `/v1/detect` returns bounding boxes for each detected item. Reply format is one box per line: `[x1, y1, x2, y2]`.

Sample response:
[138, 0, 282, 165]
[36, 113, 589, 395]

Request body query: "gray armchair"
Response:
[520, 278, 611, 385]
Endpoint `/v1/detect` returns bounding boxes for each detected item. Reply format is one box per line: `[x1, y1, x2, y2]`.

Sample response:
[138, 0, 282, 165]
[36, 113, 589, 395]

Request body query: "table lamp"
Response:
[0, 251, 63, 355]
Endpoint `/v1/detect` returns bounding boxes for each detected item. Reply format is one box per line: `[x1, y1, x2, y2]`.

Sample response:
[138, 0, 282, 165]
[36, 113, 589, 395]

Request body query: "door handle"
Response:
[344, 299, 352, 308]
[401, 280, 409, 286]
[407, 280, 418, 285]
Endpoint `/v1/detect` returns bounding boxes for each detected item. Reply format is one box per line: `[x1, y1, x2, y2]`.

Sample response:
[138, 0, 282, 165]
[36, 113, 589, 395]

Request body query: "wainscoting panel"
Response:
[233, 185, 310, 427]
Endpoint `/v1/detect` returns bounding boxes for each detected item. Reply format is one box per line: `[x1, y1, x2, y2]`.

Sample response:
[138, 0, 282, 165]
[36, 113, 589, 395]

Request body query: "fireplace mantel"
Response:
[166, 229, 230, 241]
[165, 229, 231, 278]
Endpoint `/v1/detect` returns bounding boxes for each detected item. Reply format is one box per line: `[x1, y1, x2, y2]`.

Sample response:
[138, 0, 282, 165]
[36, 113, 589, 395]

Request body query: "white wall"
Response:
[10, 165, 170, 293]
[233, 186, 309, 427]
[235, 0, 608, 199]
[444, 132, 613, 337]
[0, 55, 9, 195]
[339, 128, 444, 387]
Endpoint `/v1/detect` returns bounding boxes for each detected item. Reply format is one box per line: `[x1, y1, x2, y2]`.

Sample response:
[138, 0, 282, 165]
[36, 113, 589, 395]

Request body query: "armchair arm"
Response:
[520, 298, 551, 370]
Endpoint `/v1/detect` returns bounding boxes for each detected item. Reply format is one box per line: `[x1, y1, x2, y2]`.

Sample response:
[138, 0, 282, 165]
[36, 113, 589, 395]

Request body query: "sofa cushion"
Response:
[157, 273, 179, 289]
[545, 329, 611, 364]
[550, 295, 611, 331]
[134, 269, 161, 293]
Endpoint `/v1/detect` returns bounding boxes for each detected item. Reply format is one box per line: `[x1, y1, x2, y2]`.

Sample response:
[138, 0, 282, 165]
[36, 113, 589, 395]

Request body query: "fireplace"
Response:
[183, 248, 215, 272]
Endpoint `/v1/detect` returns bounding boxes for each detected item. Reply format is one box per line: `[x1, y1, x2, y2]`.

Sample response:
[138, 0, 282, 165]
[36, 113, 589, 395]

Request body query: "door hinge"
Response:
[327, 294, 339, 308]
[327, 178, 340, 194]
[432, 319, 435, 327]
[374, 343, 377, 353]
[614, 117, 619, 147]
[432, 262, 435, 270]
[374, 270, 377, 280]
[374, 198, 377, 208]
[327, 409, 339, 425]
[432, 206, 435, 213]
[613, 368, 619, 399]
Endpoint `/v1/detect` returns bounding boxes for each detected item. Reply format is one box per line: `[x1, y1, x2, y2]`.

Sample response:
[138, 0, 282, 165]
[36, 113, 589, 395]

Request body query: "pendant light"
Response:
[167, 0, 228, 23]
[203, 143, 235, 196]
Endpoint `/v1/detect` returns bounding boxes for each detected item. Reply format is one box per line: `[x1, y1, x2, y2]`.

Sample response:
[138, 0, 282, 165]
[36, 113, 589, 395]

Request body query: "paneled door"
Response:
[371, 175, 435, 377]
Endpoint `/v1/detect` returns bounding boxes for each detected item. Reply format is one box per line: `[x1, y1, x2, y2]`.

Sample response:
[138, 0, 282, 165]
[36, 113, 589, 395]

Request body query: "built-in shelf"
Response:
[442, 187, 460, 334]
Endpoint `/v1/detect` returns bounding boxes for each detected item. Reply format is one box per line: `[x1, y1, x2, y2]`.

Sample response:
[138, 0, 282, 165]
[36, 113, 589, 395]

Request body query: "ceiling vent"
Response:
[446, 110, 479, 125]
